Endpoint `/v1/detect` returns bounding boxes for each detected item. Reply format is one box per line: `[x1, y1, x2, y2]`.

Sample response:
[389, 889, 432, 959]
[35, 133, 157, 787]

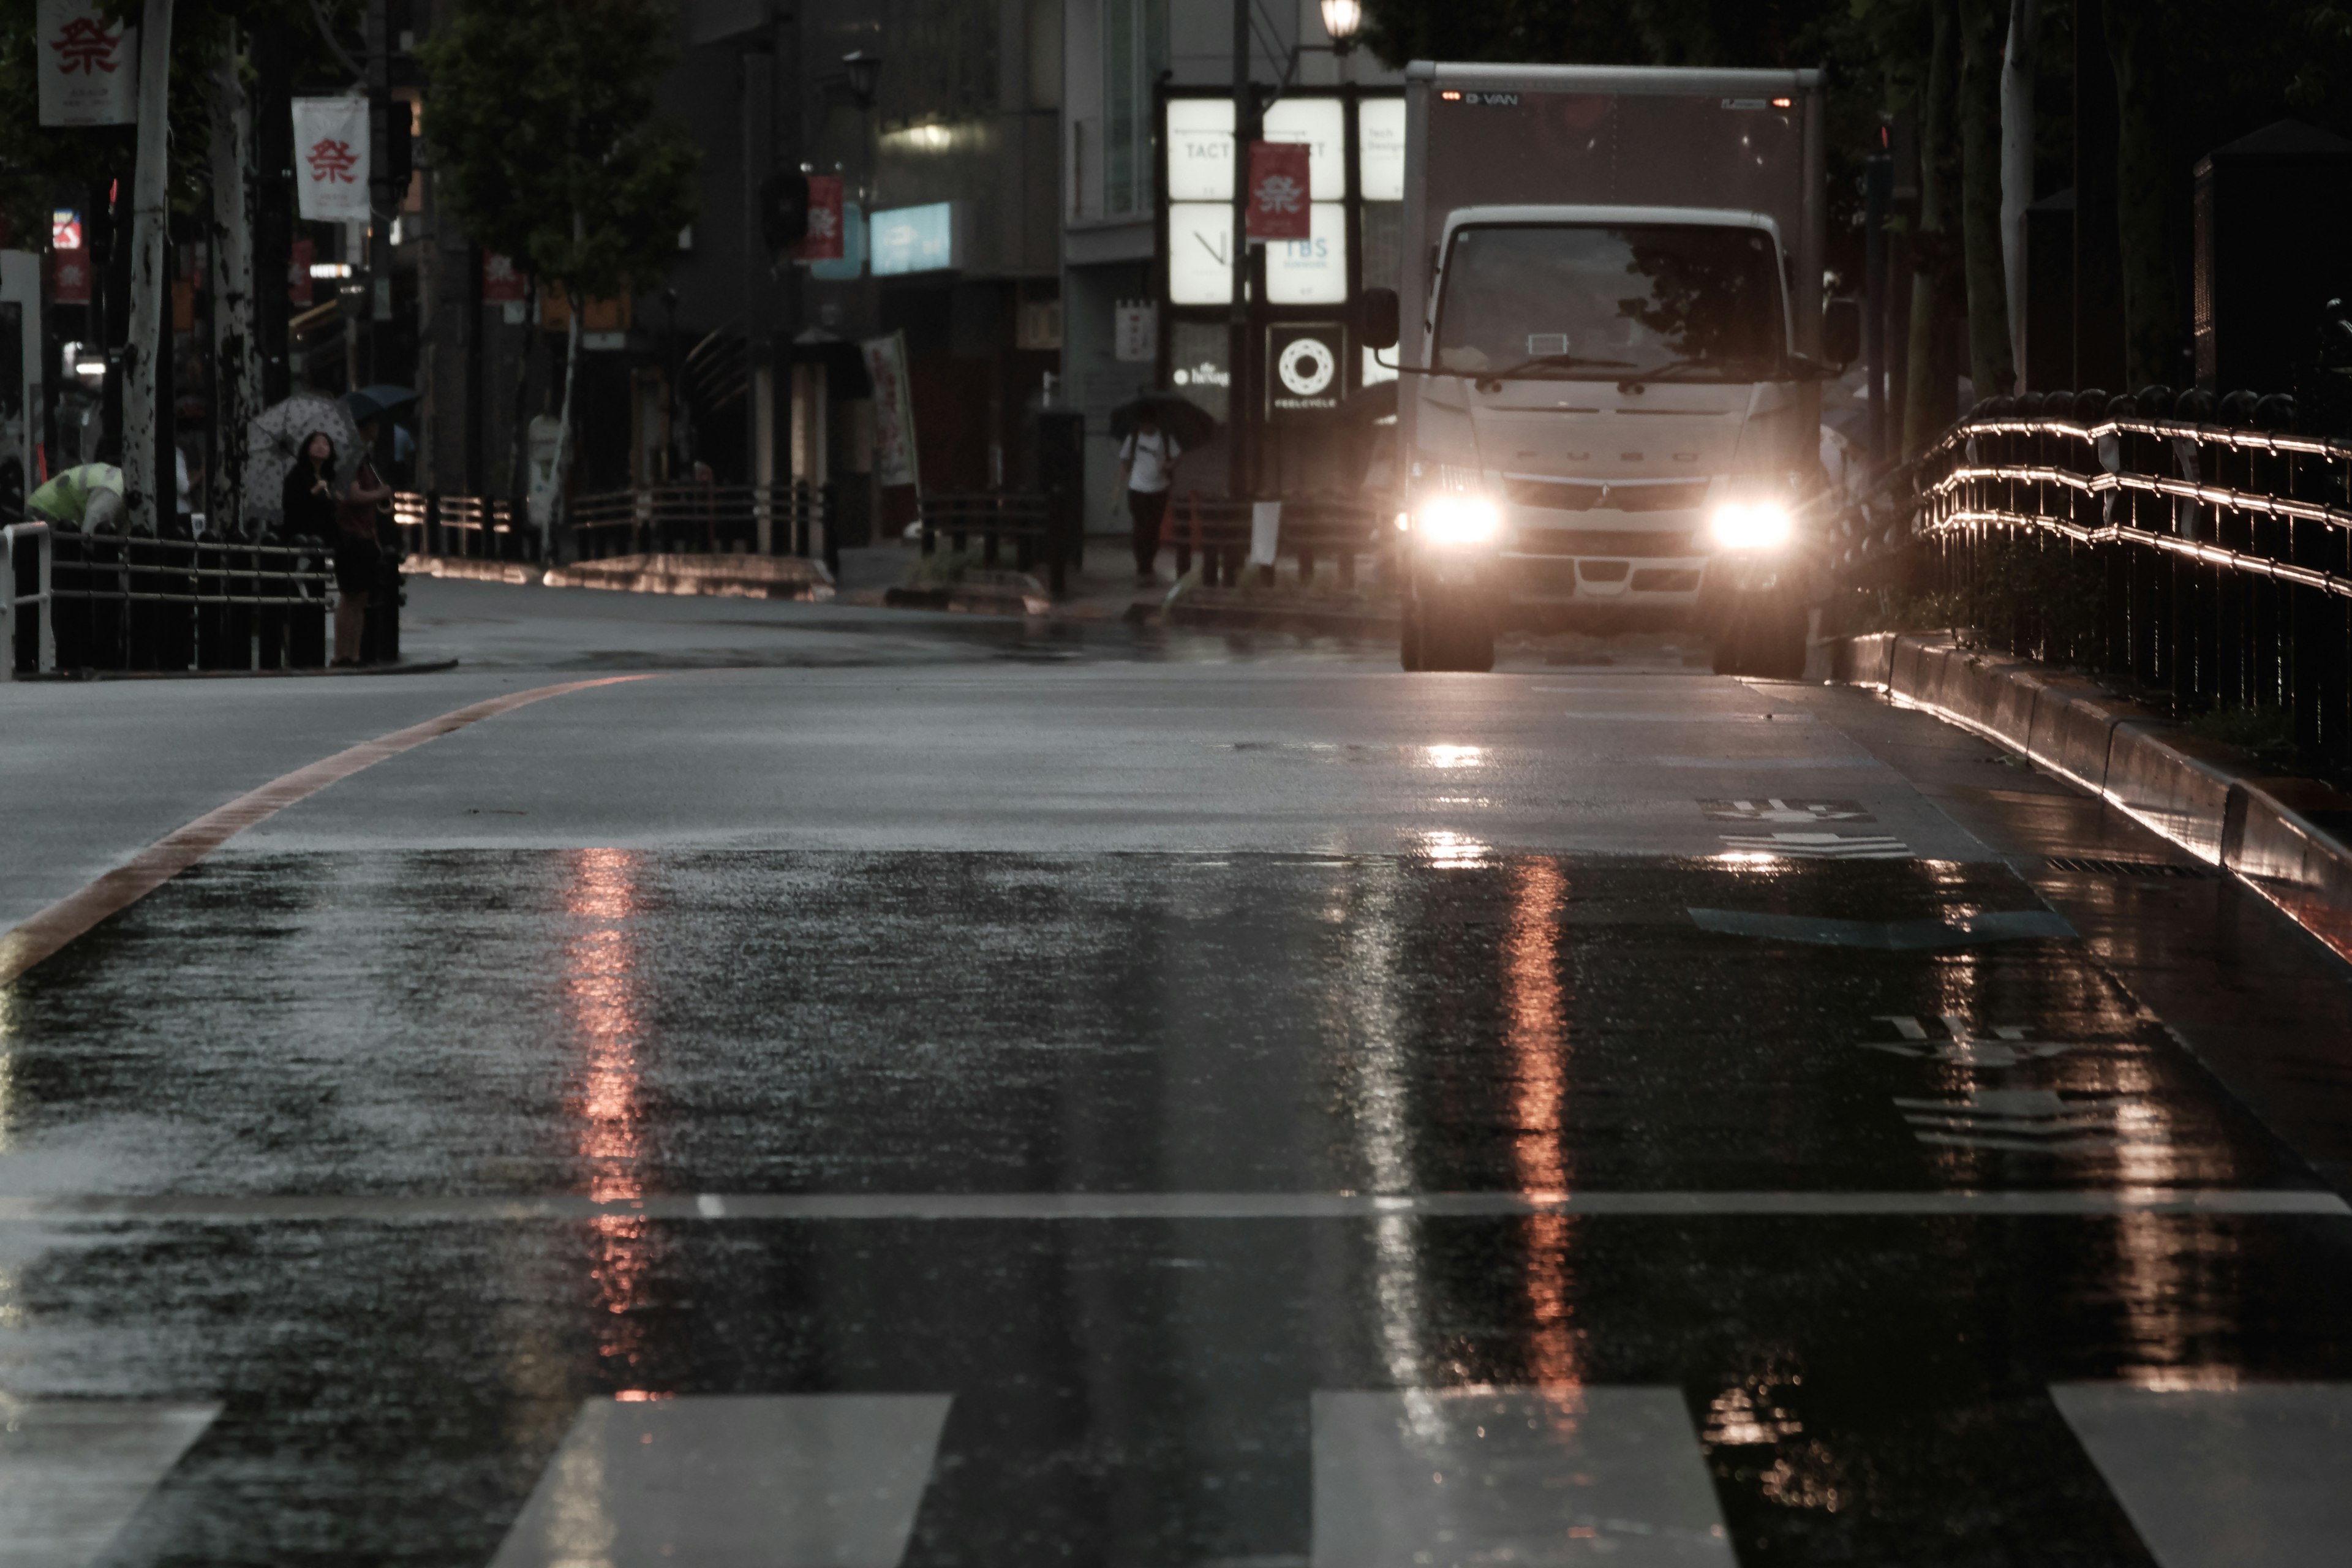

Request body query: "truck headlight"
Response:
[1708, 500, 1793, 551]
[1418, 493, 1502, 547]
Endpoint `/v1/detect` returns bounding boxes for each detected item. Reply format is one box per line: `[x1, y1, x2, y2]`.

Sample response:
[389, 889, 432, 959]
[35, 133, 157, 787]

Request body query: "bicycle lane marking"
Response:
[0, 674, 665, 986]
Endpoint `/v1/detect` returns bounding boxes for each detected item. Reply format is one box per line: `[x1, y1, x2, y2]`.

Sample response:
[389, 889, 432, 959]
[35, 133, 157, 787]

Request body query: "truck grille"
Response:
[1506, 478, 1711, 513]
[1512, 529, 1698, 557]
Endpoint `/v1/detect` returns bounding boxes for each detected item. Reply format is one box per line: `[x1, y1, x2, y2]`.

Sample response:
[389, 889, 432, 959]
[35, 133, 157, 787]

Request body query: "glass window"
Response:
[1261, 97, 1344, 201]
[1169, 203, 1235, 304]
[1433, 224, 1786, 379]
[1164, 99, 1234, 202]
[1265, 202, 1347, 305]
[1359, 202, 1401, 293]
[1102, 0, 1168, 217]
[1169, 318, 1231, 421]
[1357, 97, 1405, 202]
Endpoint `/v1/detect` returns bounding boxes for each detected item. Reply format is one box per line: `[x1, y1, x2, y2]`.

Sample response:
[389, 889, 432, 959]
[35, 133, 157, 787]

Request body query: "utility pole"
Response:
[120, 0, 175, 534]
[209, 30, 261, 534]
[1228, 0, 1250, 500]
[256, 21, 293, 405]
[1865, 141, 1891, 472]
[744, 17, 776, 543]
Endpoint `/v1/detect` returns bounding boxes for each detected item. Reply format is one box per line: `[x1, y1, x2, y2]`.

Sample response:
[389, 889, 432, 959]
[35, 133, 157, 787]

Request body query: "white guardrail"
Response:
[1, 521, 56, 680]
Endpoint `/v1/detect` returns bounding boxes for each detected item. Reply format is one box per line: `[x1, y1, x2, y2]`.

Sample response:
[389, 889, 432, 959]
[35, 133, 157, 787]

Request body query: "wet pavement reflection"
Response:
[0, 848, 2346, 1564]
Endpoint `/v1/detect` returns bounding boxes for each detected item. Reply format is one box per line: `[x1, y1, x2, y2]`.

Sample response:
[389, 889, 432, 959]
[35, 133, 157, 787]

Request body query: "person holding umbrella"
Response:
[1112, 394, 1218, 586]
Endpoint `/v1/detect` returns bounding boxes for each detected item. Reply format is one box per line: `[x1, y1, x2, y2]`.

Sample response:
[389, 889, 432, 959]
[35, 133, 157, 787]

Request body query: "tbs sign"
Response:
[1265, 323, 1347, 422]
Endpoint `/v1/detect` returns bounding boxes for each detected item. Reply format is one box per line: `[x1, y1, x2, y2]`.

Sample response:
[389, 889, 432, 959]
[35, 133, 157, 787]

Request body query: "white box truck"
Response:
[1360, 63, 1857, 674]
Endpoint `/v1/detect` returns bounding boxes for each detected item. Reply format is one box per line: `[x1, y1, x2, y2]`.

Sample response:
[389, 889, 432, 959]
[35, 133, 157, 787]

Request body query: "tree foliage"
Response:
[417, 0, 698, 307]
[1363, 0, 2352, 410]
[0, 0, 353, 239]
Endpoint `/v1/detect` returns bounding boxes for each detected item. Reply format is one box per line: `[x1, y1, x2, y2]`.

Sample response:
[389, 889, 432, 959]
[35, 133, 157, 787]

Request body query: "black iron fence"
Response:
[393, 484, 837, 571]
[1835, 390, 2352, 774]
[19, 528, 347, 673]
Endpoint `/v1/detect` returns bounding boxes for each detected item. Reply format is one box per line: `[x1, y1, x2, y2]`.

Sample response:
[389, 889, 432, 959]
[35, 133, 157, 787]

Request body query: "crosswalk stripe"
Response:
[2052, 1382, 2352, 1567]
[1311, 1387, 1736, 1566]
[488, 1393, 951, 1568]
[0, 1400, 219, 1568]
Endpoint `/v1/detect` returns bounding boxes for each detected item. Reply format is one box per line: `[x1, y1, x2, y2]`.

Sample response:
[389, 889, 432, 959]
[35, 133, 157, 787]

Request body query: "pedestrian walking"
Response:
[1117, 413, 1183, 586]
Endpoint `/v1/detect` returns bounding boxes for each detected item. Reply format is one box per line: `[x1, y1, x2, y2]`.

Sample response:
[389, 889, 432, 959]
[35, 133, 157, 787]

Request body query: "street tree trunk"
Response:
[2105, 2, 2178, 391]
[1999, 0, 2038, 383]
[121, 0, 176, 534]
[553, 291, 579, 562]
[1904, 0, 1961, 452]
[507, 275, 536, 513]
[208, 32, 262, 537]
[1959, 0, 2016, 401]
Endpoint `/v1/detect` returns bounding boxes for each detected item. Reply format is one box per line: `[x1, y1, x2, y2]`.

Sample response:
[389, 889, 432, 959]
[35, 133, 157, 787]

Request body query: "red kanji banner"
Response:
[50, 249, 91, 304]
[791, 176, 846, 262]
[482, 252, 528, 304]
[1245, 141, 1311, 242]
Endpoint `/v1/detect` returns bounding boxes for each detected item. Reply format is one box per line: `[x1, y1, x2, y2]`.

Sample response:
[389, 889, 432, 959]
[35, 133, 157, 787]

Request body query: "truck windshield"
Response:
[1433, 224, 1785, 381]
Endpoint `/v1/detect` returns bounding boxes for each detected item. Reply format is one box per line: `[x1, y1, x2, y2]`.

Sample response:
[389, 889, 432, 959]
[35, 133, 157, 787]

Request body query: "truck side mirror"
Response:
[1823, 297, 1861, 368]
[1359, 288, 1400, 352]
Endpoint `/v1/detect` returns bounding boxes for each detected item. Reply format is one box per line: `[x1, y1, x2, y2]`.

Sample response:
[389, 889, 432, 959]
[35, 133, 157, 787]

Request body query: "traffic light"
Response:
[760, 170, 810, 256]
[380, 100, 413, 191]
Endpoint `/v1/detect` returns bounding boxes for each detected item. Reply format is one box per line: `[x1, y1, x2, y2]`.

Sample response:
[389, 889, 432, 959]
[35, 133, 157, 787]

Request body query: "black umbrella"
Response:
[341, 383, 418, 425]
[1110, 392, 1219, 449]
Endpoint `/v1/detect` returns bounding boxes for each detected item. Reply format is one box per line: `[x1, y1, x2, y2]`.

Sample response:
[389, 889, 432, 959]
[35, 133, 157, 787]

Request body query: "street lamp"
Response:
[841, 50, 882, 111]
[1318, 0, 1363, 54]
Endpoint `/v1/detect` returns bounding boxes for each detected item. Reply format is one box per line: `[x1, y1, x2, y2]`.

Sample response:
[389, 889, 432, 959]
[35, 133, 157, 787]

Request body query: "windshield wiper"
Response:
[1460, 352, 1635, 383]
[1617, 356, 1773, 393]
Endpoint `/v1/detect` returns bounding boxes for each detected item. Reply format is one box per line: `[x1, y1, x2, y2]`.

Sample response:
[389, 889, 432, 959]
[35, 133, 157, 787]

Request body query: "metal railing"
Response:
[1166, 494, 1385, 589]
[3, 522, 56, 677]
[34, 530, 343, 673]
[917, 492, 1069, 595]
[1836, 394, 2352, 773]
[393, 484, 834, 568]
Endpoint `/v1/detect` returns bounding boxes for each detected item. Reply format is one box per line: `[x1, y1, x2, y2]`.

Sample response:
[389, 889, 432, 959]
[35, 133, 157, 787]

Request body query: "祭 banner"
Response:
[292, 97, 370, 222]
[1245, 141, 1311, 242]
[861, 331, 921, 490]
[790, 176, 845, 262]
[36, 0, 137, 127]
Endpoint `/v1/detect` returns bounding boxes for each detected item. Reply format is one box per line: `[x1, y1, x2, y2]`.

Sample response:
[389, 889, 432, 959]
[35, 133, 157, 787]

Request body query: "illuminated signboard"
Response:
[870, 202, 958, 276]
[1166, 99, 1235, 202]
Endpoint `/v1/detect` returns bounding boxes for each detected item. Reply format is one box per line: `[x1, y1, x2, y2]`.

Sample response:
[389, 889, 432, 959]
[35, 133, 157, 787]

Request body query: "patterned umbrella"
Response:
[244, 393, 361, 529]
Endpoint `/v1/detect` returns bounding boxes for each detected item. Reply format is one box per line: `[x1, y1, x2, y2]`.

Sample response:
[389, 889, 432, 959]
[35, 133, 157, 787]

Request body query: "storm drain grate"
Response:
[2044, 855, 2219, 879]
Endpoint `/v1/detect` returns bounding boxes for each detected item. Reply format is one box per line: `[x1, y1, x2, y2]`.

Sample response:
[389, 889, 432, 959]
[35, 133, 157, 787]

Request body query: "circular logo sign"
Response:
[1277, 336, 1336, 398]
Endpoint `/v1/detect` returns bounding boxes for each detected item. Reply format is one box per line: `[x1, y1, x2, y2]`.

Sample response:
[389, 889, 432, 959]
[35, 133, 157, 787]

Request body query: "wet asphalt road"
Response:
[3, 577, 2351, 1566]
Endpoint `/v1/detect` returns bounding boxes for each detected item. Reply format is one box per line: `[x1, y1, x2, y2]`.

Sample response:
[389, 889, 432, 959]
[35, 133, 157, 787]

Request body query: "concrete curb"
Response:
[1816, 631, 2352, 962]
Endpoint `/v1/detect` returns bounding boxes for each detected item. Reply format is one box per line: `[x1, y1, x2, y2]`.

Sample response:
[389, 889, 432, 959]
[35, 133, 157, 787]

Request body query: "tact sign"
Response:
[1265, 323, 1346, 421]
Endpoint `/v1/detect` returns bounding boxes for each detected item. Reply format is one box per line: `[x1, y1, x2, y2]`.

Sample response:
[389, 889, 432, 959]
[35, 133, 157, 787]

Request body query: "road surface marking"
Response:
[1688, 908, 2075, 948]
[489, 1394, 950, 1568]
[1896, 1089, 2130, 1153]
[1698, 797, 1874, 822]
[1715, 831, 1910, 859]
[1559, 710, 1815, 723]
[0, 1189, 2338, 1223]
[0, 676, 661, 986]
[1858, 1014, 2081, 1066]
[2052, 1383, 2352, 1568]
[0, 1400, 219, 1568]
[1311, 1387, 1736, 1566]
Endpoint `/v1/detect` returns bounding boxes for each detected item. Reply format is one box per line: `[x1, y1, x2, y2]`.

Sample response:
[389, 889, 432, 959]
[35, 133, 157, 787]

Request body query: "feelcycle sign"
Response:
[870, 202, 959, 276]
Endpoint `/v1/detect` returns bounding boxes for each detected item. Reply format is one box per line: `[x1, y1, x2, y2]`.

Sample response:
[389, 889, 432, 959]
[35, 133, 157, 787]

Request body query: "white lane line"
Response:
[1689, 907, 2077, 949]
[2052, 1384, 2352, 1568]
[1716, 832, 1912, 859]
[1558, 711, 1817, 723]
[0, 1189, 2337, 1223]
[1313, 1387, 1735, 1567]
[0, 1400, 219, 1568]
[489, 1394, 951, 1568]
[1634, 756, 1887, 769]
